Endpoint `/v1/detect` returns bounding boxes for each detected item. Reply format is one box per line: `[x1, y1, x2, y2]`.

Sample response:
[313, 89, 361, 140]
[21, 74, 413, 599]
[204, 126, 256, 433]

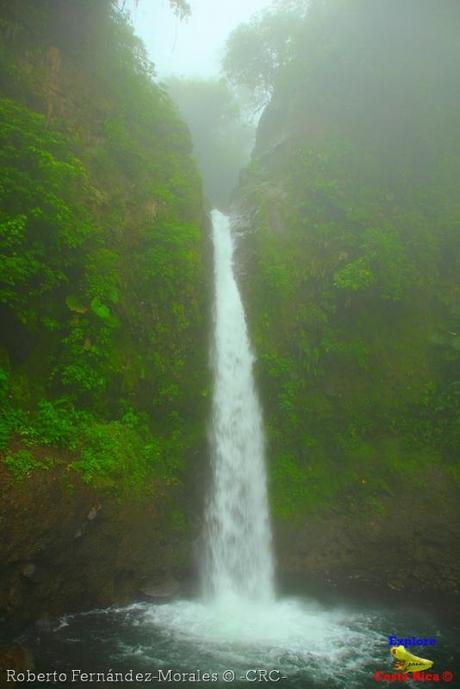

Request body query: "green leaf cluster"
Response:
[0, 2, 209, 491]
[237, 0, 460, 518]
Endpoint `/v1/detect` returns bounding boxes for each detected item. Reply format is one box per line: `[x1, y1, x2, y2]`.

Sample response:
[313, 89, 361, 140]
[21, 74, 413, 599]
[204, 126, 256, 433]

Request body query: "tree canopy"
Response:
[223, 2, 306, 109]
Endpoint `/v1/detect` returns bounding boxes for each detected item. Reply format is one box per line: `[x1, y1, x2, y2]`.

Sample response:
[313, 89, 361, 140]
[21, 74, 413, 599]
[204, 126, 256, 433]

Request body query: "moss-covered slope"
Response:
[0, 0, 210, 623]
[0, 0, 210, 490]
[234, 0, 460, 590]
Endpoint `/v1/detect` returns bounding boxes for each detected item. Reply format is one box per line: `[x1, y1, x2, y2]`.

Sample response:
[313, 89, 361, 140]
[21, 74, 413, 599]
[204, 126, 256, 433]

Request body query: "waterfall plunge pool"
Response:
[21, 590, 459, 689]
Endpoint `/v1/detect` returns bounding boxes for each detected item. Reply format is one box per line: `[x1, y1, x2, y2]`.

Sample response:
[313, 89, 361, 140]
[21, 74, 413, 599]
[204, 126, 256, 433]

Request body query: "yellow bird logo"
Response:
[390, 645, 434, 673]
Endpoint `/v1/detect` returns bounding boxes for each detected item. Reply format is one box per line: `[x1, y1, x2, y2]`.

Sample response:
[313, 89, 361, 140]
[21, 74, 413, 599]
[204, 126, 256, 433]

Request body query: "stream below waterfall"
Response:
[16, 213, 459, 687]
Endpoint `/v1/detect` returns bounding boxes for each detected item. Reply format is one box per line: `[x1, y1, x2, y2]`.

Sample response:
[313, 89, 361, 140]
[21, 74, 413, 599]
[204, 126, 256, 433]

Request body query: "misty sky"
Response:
[132, 0, 272, 79]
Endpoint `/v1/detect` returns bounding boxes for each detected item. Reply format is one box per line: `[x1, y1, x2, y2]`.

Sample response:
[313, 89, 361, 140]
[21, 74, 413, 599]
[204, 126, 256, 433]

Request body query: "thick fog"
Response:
[129, 0, 277, 207]
[132, 0, 272, 78]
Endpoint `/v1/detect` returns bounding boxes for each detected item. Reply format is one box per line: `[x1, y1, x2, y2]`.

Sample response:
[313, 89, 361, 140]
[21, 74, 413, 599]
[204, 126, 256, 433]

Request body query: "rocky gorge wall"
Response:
[0, 0, 210, 638]
[1, 0, 459, 649]
[232, 0, 460, 597]
[0, 458, 200, 636]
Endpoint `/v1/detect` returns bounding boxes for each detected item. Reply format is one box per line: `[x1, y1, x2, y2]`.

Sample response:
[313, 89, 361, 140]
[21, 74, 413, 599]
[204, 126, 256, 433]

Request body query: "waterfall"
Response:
[120, 210, 393, 688]
[205, 209, 274, 602]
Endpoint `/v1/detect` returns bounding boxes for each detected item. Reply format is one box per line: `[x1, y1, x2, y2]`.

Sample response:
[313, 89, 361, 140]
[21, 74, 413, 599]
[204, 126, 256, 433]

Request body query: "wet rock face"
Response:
[139, 578, 181, 603]
[0, 463, 196, 636]
[0, 643, 34, 683]
[22, 564, 36, 580]
[273, 478, 460, 596]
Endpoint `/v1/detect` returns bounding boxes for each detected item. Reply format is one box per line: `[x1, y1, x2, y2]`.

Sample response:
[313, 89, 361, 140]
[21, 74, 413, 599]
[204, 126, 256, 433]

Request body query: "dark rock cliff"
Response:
[0, 456, 204, 637]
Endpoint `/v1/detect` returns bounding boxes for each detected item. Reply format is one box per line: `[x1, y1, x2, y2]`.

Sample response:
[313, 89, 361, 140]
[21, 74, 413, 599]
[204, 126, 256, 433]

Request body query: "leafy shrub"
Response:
[4, 449, 54, 479]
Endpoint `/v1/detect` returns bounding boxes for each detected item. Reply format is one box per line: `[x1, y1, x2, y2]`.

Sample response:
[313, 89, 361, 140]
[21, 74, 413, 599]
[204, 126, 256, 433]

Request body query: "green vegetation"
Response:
[223, 2, 305, 110]
[2, 0, 458, 530]
[4, 449, 54, 480]
[0, 1, 209, 491]
[234, 0, 460, 519]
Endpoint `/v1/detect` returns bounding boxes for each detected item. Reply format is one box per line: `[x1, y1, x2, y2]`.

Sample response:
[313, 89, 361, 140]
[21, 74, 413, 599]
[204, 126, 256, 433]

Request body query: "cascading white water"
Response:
[111, 209, 391, 687]
[205, 209, 274, 602]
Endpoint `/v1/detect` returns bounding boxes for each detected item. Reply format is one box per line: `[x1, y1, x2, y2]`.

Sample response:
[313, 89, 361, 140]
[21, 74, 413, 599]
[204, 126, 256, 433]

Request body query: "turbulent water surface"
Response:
[24, 595, 459, 688]
[22, 212, 459, 687]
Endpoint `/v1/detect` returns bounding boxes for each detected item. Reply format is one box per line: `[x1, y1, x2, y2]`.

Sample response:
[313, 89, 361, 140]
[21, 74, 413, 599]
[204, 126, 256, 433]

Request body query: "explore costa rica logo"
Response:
[390, 644, 434, 673]
[371, 640, 454, 683]
[372, 669, 454, 683]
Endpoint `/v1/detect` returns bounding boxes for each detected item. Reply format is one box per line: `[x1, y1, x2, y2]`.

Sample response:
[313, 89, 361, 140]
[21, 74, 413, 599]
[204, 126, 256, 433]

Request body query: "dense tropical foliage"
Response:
[0, 0, 209, 492]
[233, 0, 460, 518]
[1, 0, 459, 529]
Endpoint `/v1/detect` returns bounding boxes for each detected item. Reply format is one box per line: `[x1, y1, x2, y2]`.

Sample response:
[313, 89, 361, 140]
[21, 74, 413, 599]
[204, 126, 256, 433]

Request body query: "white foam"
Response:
[139, 597, 385, 682]
[205, 210, 274, 601]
